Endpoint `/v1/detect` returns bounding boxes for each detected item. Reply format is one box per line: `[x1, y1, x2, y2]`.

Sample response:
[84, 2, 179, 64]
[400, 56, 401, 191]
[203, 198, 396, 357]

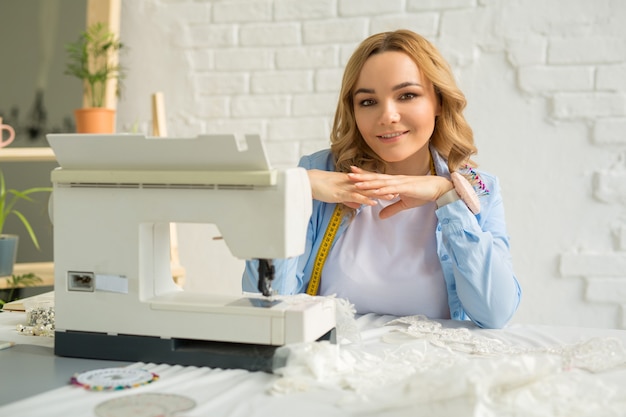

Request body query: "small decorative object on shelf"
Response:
[0, 117, 16, 148]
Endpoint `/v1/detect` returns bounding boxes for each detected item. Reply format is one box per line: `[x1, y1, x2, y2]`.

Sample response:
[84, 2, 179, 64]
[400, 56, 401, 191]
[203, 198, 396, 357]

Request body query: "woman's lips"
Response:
[377, 130, 408, 141]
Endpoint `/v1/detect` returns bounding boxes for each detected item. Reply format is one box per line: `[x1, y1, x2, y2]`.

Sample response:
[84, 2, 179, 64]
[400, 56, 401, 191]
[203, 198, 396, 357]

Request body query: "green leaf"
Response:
[64, 21, 125, 108]
[0, 170, 52, 250]
[0, 273, 43, 305]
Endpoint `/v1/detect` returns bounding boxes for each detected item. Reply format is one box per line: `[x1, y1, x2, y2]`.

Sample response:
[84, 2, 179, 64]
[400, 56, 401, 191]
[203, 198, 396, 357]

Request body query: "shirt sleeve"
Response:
[435, 175, 521, 329]
[242, 258, 303, 294]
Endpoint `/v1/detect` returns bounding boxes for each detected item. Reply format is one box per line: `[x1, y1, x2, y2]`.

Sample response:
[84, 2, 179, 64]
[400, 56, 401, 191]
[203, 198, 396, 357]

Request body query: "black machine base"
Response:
[55, 329, 335, 373]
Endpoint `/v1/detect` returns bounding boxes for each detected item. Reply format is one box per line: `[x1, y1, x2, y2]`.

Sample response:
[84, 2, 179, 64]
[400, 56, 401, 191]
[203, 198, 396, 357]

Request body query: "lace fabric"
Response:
[384, 315, 626, 373]
[271, 305, 626, 417]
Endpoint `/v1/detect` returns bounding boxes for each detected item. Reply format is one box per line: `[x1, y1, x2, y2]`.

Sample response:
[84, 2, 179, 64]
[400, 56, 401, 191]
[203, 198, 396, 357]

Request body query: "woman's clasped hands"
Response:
[308, 166, 454, 219]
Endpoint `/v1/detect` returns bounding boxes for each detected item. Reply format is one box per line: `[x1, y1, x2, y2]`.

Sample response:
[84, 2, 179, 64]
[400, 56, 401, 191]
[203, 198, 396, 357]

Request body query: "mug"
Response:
[0, 117, 16, 148]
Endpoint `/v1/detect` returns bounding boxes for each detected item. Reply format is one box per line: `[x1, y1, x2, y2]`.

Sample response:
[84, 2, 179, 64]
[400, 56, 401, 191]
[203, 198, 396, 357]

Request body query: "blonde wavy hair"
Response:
[330, 30, 476, 175]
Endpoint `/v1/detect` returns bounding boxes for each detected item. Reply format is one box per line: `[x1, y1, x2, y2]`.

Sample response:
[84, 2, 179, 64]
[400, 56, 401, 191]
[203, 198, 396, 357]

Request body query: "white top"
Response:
[320, 198, 450, 318]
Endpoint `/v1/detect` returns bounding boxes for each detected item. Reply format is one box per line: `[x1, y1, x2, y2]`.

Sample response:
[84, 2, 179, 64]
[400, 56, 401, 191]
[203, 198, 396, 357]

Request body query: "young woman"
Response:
[243, 30, 521, 329]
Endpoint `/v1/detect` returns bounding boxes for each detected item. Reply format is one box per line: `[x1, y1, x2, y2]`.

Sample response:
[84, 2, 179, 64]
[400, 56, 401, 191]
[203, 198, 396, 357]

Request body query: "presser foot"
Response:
[257, 258, 275, 297]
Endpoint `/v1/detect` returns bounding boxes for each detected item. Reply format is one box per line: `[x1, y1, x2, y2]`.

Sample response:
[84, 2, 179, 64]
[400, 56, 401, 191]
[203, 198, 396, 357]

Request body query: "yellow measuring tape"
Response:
[306, 204, 343, 295]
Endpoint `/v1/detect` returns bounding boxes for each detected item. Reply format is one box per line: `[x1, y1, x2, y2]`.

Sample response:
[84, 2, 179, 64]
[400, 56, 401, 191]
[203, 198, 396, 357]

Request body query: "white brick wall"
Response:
[518, 66, 594, 93]
[552, 93, 626, 119]
[240, 23, 301, 46]
[118, 0, 626, 329]
[274, 0, 335, 21]
[597, 65, 626, 90]
[548, 37, 626, 64]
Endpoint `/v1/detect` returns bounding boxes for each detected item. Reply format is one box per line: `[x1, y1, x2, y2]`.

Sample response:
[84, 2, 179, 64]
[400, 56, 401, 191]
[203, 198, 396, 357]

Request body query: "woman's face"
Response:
[353, 51, 440, 175]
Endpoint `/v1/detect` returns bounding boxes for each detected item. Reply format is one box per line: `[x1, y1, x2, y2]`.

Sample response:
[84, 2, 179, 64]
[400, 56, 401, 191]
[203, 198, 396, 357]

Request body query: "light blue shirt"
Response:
[243, 147, 522, 329]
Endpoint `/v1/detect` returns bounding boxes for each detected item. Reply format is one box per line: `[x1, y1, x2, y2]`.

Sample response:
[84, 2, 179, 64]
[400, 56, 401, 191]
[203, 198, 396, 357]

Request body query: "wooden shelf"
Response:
[0, 148, 56, 163]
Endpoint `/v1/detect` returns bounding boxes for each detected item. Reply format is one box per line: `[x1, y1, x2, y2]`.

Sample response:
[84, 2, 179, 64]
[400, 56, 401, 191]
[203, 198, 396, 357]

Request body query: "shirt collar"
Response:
[429, 143, 451, 179]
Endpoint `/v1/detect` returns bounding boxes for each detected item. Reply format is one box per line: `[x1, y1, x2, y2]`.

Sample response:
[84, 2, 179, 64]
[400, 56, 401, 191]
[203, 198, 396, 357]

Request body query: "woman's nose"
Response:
[379, 102, 400, 124]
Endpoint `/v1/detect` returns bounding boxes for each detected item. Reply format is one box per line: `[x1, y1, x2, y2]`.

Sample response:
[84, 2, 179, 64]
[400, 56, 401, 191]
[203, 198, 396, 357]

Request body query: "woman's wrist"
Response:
[435, 178, 455, 204]
[307, 169, 321, 200]
[436, 188, 460, 208]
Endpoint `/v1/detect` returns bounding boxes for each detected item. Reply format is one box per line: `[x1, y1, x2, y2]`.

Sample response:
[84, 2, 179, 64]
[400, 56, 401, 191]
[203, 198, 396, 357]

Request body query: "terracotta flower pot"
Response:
[74, 108, 116, 133]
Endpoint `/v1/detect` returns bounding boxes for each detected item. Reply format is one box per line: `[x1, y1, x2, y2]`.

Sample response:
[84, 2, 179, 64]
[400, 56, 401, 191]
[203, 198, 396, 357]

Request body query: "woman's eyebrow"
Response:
[353, 81, 423, 96]
[392, 81, 422, 90]
[354, 87, 374, 96]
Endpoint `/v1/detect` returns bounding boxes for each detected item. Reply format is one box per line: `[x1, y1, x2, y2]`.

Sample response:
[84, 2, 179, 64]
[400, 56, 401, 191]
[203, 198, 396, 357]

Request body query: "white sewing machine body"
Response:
[47, 133, 335, 371]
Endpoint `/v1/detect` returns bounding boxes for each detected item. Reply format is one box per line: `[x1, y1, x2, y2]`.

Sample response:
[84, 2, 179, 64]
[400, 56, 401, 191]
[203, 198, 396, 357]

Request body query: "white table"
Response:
[1, 307, 625, 417]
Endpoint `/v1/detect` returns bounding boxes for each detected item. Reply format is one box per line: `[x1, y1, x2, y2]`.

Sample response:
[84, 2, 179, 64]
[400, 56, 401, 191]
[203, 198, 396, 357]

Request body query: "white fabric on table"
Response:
[2, 303, 626, 417]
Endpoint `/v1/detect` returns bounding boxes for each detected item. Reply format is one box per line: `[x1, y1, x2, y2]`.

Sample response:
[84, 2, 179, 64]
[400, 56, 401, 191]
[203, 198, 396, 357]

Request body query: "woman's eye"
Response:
[399, 92, 417, 100]
[359, 99, 376, 107]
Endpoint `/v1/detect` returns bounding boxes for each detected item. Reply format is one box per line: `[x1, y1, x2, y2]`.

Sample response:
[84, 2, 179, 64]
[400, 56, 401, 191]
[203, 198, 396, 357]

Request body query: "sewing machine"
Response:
[47, 133, 336, 372]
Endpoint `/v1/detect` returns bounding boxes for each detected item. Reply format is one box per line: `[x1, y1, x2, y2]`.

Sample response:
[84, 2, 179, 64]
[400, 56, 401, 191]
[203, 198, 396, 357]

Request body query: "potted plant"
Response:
[64, 22, 125, 133]
[0, 170, 52, 277]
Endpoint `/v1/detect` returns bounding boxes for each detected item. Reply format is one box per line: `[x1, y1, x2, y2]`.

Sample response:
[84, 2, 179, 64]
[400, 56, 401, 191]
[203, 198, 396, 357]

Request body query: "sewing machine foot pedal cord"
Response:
[54, 329, 336, 373]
